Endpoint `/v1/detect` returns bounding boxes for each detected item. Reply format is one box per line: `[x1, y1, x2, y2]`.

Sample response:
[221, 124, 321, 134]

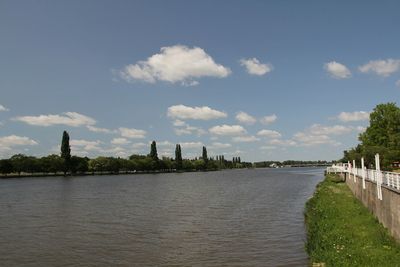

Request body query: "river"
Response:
[0, 167, 324, 266]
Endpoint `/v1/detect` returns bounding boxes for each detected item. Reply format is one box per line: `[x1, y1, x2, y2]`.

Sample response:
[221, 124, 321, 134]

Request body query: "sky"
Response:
[1, 0, 400, 161]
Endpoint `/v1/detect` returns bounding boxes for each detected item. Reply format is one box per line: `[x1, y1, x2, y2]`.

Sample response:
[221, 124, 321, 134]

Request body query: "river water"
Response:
[0, 167, 324, 266]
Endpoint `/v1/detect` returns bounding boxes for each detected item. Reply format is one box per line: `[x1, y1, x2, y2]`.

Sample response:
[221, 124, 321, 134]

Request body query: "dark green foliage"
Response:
[0, 159, 12, 175]
[343, 103, 400, 170]
[149, 141, 158, 161]
[202, 146, 208, 164]
[175, 144, 182, 170]
[61, 131, 71, 174]
[305, 174, 400, 265]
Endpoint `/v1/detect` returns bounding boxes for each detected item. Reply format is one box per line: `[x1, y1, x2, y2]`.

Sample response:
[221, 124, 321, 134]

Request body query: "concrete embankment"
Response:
[344, 172, 400, 241]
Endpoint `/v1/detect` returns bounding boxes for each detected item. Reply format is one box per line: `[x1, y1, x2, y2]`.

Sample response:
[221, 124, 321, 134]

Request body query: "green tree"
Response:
[149, 141, 158, 161]
[0, 159, 13, 175]
[202, 146, 208, 164]
[175, 144, 182, 170]
[61, 131, 71, 175]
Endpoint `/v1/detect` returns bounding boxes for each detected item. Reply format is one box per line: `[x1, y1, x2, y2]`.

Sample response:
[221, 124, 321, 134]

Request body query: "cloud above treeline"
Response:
[0, 105, 9, 112]
[324, 61, 351, 79]
[359, 59, 400, 77]
[167, 104, 227, 120]
[337, 111, 370, 122]
[120, 45, 231, 86]
[240, 58, 273, 76]
[13, 112, 96, 127]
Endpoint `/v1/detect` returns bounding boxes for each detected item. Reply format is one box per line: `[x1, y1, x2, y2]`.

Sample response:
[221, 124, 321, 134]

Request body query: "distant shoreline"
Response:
[0, 165, 328, 179]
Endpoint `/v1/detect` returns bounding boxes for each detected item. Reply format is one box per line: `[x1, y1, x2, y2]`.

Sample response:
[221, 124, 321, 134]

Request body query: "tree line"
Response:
[341, 102, 400, 171]
[0, 131, 252, 176]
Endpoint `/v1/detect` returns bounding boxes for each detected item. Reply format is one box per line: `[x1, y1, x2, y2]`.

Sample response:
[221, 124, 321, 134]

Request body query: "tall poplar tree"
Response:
[61, 130, 71, 175]
[175, 144, 182, 170]
[150, 141, 158, 161]
[202, 146, 208, 163]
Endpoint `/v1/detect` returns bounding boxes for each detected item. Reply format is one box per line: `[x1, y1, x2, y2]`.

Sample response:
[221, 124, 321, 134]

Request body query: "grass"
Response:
[305, 174, 400, 266]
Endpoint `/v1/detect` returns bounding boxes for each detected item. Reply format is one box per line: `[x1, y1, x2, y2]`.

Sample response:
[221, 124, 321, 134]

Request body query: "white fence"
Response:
[326, 154, 400, 200]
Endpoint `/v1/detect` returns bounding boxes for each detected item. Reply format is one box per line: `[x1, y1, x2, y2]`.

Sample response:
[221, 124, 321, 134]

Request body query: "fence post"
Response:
[361, 157, 366, 189]
[375, 154, 382, 200]
[353, 160, 356, 182]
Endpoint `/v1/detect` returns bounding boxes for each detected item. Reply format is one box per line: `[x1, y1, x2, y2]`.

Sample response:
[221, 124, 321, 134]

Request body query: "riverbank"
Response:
[305, 174, 400, 266]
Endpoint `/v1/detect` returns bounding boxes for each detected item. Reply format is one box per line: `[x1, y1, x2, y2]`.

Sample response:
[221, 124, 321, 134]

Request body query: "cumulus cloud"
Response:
[180, 142, 203, 149]
[87, 125, 114, 134]
[0, 105, 9, 112]
[174, 125, 206, 136]
[235, 111, 256, 125]
[120, 45, 231, 85]
[167, 104, 227, 120]
[119, 127, 146, 139]
[209, 124, 247, 136]
[359, 59, 400, 77]
[308, 124, 353, 136]
[268, 139, 297, 147]
[324, 61, 351, 79]
[173, 120, 186, 127]
[257, 129, 282, 139]
[232, 136, 260, 142]
[240, 58, 273, 76]
[0, 135, 38, 149]
[14, 112, 96, 127]
[260, 114, 277, 125]
[337, 111, 370, 122]
[111, 138, 130, 145]
[293, 132, 340, 146]
[70, 139, 102, 151]
[209, 142, 232, 149]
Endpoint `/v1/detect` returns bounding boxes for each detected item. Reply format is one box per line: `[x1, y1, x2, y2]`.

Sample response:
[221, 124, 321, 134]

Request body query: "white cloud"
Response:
[111, 138, 130, 145]
[120, 45, 231, 85]
[167, 104, 227, 120]
[132, 142, 147, 149]
[209, 124, 247, 136]
[308, 124, 353, 136]
[257, 129, 282, 139]
[337, 111, 370, 122]
[0, 135, 38, 148]
[180, 142, 203, 149]
[268, 139, 297, 147]
[119, 127, 146, 139]
[260, 114, 277, 125]
[359, 59, 400, 77]
[173, 120, 186, 127]
[240, 58, 273, 76]
[87, 125, 114, 134]
[70, 139, 101, 151]
[324, 61, 351, 79]
[235, 111, 256, 125]
[293, 132, 340, 147]
[0, 105, 9, 112]
[174, 125, 206, 136]
[209, 142, 232, 149]
[14, 112, 96, 127]
[232, 135, 260, 142]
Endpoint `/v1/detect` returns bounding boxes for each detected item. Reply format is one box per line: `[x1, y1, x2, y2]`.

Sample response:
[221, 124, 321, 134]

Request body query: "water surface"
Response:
[0, 167, 323, 266]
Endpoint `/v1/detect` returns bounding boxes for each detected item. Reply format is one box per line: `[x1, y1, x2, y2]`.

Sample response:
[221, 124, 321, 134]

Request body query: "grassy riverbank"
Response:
[305, 174, 400, 266]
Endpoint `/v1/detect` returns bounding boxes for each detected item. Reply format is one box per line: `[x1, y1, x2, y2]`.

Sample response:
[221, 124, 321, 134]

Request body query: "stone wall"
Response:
[345, 173, 400, 240]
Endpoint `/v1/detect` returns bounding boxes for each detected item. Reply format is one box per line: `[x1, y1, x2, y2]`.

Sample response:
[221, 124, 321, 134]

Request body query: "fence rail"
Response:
[327, 158, 400, 200]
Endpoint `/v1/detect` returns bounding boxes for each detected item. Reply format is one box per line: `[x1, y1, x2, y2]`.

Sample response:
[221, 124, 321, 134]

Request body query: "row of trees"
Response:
[341, 103, 400, 170]
[0, 131, 251, 176]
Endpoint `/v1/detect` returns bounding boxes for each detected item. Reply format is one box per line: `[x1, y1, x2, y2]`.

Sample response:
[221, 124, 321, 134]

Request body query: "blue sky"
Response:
[1, 1, 400, 161]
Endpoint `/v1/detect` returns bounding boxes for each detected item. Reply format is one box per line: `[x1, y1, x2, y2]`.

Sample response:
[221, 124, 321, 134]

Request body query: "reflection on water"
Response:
[0, 168, 323, 266]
